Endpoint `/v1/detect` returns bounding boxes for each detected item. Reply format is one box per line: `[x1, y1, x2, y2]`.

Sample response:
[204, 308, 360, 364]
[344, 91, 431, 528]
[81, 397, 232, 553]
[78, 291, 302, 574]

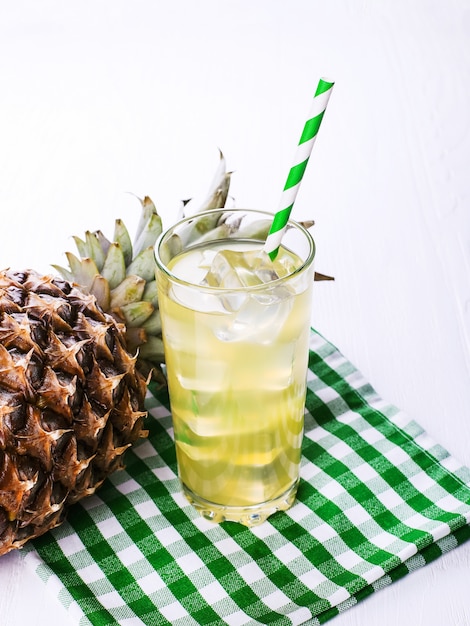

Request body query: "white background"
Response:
[1, 1, 470, 624]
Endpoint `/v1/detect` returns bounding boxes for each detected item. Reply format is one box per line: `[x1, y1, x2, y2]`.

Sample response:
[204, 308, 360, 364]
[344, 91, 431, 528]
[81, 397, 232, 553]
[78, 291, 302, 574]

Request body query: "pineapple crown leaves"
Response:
[55, 195, 158, 271]
[195, 148, 233, 213]
[52, 195, 162, 347]
[52, 151, 232, 384]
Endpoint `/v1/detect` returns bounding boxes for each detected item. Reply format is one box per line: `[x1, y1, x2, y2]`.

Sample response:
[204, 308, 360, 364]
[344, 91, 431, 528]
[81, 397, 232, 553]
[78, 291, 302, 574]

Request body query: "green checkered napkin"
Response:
[23, 329, 470, 625]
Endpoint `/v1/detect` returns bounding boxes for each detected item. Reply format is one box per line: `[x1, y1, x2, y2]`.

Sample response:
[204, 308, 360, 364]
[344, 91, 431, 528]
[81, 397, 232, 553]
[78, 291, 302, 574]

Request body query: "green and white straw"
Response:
[264, 77, 334, 260]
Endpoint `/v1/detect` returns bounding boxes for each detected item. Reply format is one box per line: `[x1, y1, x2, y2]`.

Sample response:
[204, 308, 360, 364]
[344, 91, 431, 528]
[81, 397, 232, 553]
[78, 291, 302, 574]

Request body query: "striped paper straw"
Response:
[264, 77, 334, 260]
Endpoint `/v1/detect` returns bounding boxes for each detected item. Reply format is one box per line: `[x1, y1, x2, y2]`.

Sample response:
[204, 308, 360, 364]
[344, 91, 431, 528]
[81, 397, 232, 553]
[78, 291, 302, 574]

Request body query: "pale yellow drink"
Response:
[155, 213, 315, 526]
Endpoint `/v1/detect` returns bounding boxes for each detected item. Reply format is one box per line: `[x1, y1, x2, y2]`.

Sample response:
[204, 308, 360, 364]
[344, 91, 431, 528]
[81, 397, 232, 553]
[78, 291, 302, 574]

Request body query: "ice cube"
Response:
[201, 250, 250, 312]
[251, 251, 282, 284]
[215, 289, 293, 343]
[200, 248, 295, 340]
[198, 249, 218, 270]
[203, 250, 250, 288]
[202, 249, 281, 288]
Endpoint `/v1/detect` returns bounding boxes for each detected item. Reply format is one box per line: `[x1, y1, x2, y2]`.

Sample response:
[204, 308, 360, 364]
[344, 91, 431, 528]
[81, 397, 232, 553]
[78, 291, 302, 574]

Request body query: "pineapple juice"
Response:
[155, 209, 315, 526]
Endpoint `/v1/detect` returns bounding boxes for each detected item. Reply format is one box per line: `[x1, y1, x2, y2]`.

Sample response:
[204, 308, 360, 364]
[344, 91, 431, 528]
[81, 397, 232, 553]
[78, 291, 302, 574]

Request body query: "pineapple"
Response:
[54, 151, 232, 385]
[0, 269, 148, 555]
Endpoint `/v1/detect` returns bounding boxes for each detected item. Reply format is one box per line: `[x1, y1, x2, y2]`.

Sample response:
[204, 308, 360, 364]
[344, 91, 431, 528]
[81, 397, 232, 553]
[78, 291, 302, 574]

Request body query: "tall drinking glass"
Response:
[154, 209, 315, 526]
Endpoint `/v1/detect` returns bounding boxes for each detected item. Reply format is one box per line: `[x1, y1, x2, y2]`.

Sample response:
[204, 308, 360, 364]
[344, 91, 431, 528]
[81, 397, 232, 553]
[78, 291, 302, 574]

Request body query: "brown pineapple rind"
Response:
[0, 269, 148, 555]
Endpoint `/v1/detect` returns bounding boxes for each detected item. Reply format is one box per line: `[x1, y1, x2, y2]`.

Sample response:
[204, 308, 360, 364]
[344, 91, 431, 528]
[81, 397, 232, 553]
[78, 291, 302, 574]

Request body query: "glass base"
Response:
[181, 479, 299, 527]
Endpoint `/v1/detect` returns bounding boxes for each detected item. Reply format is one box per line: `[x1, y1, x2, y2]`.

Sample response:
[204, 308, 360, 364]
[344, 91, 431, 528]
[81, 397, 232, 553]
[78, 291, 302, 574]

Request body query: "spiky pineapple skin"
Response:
[0, 269, 148, 556]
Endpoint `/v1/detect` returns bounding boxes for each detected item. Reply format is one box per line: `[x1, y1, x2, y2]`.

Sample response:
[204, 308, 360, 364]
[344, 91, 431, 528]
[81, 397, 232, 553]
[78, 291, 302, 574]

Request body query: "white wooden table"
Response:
[1, 1, 469, 624]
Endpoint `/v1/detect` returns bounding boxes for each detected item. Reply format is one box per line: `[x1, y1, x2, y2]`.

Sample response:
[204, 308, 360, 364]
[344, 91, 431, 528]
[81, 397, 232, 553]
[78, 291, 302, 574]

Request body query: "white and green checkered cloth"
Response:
[23, 329, 470, 625]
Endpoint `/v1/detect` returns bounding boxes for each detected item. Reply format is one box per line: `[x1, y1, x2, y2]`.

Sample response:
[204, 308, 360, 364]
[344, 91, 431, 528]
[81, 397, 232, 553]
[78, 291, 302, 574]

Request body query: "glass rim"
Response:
[154, 208, 316, 293]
